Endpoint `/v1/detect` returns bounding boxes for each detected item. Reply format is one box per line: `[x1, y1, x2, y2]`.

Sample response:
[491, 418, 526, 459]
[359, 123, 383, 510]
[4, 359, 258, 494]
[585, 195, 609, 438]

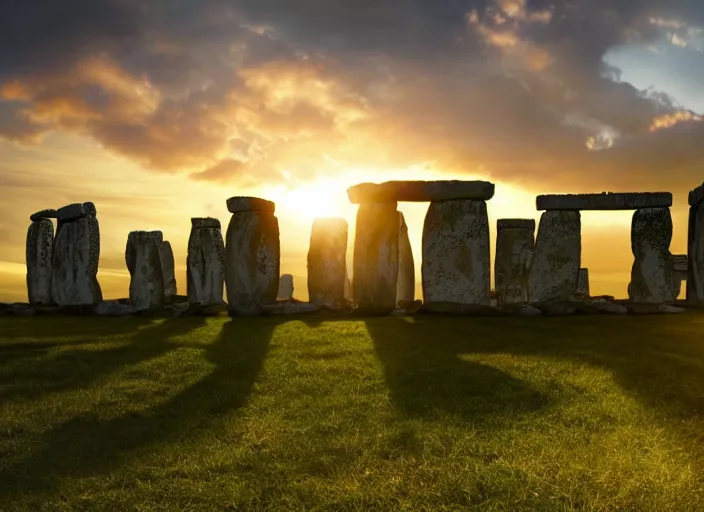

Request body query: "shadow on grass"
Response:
[362, 314, 704, 422]
[0, 317, 281, 499]
[0, 316, 207, 401]
[0, 315, 153, 340]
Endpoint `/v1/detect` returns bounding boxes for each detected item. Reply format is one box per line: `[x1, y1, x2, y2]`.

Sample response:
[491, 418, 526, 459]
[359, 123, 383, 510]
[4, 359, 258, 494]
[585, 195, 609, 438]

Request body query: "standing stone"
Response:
[687, 201, 704, 303]
[576, 268, 590, 297]
[308, 217, 348, 307]
[187, 218, 226, 306]
[344, 268, 353, 302]
[126, 231, 165, 311]
[494, 219, 534, 306]
[671, 255, 687, 299]
[277, 274, 294, 301]
[628, 207, 675, 303]
[396, 212, 415, 305]
[528, 211, 581, 303]
[225, 198, 280, 315]
[159, 241, 177, 302]
[422, 200, 490, 307]
[353, 203, 399, 312]
[51, 203, 102, 307]
[26, 218, 54, 305]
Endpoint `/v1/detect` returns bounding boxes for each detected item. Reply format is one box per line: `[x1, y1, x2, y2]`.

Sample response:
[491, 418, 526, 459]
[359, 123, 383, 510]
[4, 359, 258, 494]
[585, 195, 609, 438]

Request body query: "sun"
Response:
[266, 177, 358, 224]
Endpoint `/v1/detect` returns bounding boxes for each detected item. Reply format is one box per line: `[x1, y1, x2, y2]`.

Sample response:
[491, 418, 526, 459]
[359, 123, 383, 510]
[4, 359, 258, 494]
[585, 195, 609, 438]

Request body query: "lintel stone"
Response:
[347, 180, 495, 204]
[226, 197, 275, 214]
[537, 192, 672, 211]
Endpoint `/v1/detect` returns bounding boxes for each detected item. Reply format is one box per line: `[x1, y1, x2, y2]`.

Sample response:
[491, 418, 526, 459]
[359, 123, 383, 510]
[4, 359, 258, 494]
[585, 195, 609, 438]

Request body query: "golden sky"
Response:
[0, 0, 702, 302]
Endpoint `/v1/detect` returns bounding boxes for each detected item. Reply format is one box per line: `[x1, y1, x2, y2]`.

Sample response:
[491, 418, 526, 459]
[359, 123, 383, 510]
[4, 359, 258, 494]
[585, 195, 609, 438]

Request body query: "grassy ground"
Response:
[1, 312, 704, 511]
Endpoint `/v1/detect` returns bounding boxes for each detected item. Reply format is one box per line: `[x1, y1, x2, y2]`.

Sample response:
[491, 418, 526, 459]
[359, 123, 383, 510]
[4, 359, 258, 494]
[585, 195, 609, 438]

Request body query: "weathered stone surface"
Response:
[689, 182, 704, 206]
[57, 202, 96, 221]
[187, 220, 226, 306]
[347, 180, 495, 203]
[583, 298, 628, 314]
[576, 268, 590, 297]
[226, 196, 275, 214]
[159, 241, 177, 299]
[353, 203, 399, 312]
[344, 269, 352, 301]
[126, 231, 164, 311]
[422, 301, 504, 315]
[29, 209, 57, 222]
[517, 305, 543, 317]
[670, 255, 687, 298]
[26, 219, 54, 305]
[671, 254, 688, 272]
[262, 301, 321, 315]
[277, 274, 294, 300]
[94, 300, 138, 317]
[528, 211, 581, 303]
[537, 192, 672, 211]
[308, 217, 348, 307]
[536, 300, 577, 316]
[628, 207, 675, 304]
[494, 219, 534, 306]
[225, 211, 280, 315]
[422, 200, 490, 305]
[51, 211, 102, 307]
[687, 203, 704, 303]
[191, 217, 221, 229]
[396, 212, 415, 305]
[659, 304, 686, 313]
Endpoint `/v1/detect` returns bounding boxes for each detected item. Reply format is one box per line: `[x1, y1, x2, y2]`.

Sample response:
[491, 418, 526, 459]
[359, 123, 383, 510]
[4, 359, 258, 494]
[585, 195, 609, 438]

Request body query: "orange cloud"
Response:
[649, 110, 703, 132]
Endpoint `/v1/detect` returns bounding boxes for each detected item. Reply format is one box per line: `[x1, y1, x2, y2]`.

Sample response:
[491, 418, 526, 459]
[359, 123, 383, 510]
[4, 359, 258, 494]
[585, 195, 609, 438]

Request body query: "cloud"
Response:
[1, 0, 704, 193]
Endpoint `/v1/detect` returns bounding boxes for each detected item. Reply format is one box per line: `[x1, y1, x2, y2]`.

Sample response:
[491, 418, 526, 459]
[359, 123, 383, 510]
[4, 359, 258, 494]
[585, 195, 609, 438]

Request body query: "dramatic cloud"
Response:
[1, 0, 704, 191]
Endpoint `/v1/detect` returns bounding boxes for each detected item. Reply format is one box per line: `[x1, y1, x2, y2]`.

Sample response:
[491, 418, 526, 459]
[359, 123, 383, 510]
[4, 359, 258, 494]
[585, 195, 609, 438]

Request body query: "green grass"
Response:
[1, 312, 704, 511]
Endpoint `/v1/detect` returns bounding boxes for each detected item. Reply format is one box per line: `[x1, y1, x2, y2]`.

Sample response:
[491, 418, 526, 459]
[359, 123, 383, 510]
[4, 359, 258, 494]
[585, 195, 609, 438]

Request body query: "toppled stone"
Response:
[422, 199, 491, 306]
[537, 192, 672, 211]
[225, 208, 280, 315]
[353, 203, 399, 313]
[26, 218, 54, 306]
[126, 231, 165, 311]
[422, 301, 507, 315]
[628, 207, 675, 303]
[94, 300, 138, 317]
[277, 274, 294, 301]
[51, 207, 102, 307]
[536, 300, 576, 316]
[689, 182, 704, 206]
[687, 201, 704, 303]
[347, 180, 495, 203]
[516, 305, 543, 317]
[494, 218, 534, 305]
[187, 218, 226, 306]
[308, 217, 348, 308]
[159, 241, 177, 300]
[528, 211, 581, 303]
[396, 212, 415, 305]
[576, 268, 590, 297]
[622, 302, 670, 314]
[177, 301, 225, 317]
[584, 299, 628, 314]
[226, 196, 276, 214]
[261, 301, 321, 315]
[659, 304, 686, 314]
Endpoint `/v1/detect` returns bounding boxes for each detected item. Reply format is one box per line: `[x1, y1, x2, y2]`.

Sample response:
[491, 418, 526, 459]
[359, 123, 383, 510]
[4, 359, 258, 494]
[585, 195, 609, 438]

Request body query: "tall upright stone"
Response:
[687, 184, 704, 304]
[494, 219, 535, 306]
[126, 230, 164, 311]
[187, 218, 226, 306]
[26, 218, 54, 305]
[277, 274, 294, 301]
[159, 241, 177, 302]
[353, 203, 399, 313]
[225, 197, 280, 316]
[308, 217, 348, 307]
[51, 202, 102, 307]
[528, 210, 581, 303]
[396, 212, 415, 305]
[422, 199, 490, 307]
[576, 268, 590, 297]
[628, 207, 675, 303]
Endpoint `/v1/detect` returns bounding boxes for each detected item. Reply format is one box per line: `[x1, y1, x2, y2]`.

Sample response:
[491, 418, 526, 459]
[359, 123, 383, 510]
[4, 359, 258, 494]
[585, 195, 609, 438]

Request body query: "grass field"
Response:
[1, 312, 704, 511]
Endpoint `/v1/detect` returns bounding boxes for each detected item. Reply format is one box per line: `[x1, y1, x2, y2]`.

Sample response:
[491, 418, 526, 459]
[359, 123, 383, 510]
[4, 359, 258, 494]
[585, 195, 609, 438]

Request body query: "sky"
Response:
[1, 0, 703, 302]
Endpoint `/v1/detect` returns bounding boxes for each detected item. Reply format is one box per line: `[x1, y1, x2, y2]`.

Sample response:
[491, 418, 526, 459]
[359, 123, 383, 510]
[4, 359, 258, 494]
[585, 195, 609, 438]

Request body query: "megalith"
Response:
[628, 207, 675, 303]
[687, 184, 704, 304]
[670, 254, 687, 299]
[277, 274, 294, 301]
[126, 230, 165, 311]
[187, 217, 226, 306]
[159, 241, 177, 302]
[353, 202, 399, 312]
[396, 212, 415, 305]
[576, 268, 590, 297]
[308, 217, 348, 307]
[51, 202, 102, 307]
[26, 218, 54, 305]
[528, 210, 581, 303]
[225, 197, 280, 316]
[494, 219, 534, 306]
[422, 199, 490, 307]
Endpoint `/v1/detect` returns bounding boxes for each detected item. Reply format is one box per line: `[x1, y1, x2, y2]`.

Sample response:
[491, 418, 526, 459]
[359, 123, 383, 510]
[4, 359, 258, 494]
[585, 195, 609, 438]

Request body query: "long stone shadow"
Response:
[363, 316, 552, 424]
[0, 315, 153, 340]
[0, 316, 207, 402]
[0, 316, 282, 500]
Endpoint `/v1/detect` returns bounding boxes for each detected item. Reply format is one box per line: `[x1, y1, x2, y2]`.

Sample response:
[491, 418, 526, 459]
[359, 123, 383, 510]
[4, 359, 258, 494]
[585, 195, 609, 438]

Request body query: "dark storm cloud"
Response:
[0, 0, 703, 192]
